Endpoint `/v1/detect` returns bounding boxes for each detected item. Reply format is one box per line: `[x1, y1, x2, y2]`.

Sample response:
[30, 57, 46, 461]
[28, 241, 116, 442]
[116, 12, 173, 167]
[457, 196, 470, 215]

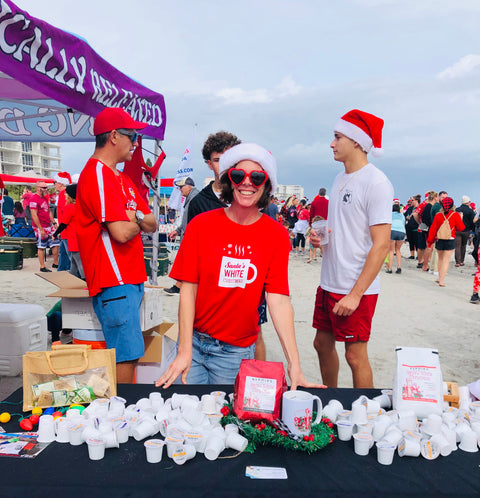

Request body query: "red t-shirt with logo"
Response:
[76, 158, 150, 297]
[170, 208, 290, 347]
[29, 194, 51, 228]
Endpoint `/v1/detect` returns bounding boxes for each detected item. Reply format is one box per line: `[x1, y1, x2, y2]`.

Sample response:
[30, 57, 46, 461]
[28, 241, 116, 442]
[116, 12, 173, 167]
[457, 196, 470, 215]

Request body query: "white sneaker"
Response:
[433, 271, 439, 276]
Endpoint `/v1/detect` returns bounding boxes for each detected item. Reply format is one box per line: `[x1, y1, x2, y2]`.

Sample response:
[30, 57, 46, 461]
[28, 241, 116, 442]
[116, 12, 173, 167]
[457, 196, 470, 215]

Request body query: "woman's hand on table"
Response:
[288, 363, 326, 390]
[155, 352, 192, 389]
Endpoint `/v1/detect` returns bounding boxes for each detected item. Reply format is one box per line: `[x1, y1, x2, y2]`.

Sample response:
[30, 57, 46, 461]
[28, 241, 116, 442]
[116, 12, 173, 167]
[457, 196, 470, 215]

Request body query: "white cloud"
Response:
[352, 0, 480, 15]
[216, 76, 302, 105]
[437, 55, 480, 80]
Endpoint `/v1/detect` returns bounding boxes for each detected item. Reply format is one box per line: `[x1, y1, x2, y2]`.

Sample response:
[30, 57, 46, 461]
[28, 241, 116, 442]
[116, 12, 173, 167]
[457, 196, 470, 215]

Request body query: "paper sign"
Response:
[245, 466, 288, 479]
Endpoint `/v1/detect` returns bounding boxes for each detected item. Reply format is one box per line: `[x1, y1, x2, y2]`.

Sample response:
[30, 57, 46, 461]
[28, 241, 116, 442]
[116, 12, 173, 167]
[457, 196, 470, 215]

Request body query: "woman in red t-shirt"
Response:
[155, 143, 323, 391]
[427, 197, 464, 287]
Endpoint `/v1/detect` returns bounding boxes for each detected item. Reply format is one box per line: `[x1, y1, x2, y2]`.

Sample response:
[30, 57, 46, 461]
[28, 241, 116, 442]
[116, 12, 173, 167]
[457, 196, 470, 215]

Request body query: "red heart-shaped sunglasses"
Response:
[228, 168, 268, 188]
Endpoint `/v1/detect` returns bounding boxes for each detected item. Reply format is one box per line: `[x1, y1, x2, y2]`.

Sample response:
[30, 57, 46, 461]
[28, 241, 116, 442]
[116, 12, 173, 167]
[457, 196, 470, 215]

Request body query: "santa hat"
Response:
[393, 198, 400, 203]
[54, 171, 71, 186]
[334, 109, 384, 157]
[219, 143, 277, 193]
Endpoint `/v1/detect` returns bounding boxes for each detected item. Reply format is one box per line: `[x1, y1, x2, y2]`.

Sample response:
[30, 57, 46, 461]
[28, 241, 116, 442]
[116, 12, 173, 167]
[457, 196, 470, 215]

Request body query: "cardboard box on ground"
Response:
[36, 271, 163, 330]
[137, 322, 179, 384]
[35, 271, 178, 384]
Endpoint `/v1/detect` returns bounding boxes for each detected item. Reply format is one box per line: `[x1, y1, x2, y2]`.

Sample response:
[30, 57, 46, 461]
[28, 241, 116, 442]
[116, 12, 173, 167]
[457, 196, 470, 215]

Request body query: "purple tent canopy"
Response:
[0, 0, 166, 142]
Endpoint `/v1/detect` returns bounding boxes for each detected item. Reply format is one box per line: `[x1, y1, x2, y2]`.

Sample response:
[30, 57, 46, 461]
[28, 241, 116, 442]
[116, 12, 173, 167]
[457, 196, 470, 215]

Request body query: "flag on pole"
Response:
[168, 125, 197, 211]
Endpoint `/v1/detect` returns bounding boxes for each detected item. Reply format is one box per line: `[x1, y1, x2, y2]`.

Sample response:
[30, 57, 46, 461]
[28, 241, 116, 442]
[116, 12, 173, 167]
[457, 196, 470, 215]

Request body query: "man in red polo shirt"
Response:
[76, 108, 157, 383]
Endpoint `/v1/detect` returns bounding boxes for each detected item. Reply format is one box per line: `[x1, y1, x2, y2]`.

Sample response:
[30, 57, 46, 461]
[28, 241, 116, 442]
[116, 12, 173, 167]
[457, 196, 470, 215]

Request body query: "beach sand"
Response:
[1, 243, 478, 400]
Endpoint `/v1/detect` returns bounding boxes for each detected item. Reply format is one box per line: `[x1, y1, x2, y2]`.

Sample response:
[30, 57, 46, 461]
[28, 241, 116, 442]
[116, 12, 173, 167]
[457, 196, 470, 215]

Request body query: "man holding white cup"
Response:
[310, 110, 393, 388]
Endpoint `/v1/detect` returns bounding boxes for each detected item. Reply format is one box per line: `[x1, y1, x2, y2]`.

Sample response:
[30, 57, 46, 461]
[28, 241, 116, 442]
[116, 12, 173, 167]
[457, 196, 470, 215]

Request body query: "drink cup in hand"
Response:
[311, 220, 329, 245]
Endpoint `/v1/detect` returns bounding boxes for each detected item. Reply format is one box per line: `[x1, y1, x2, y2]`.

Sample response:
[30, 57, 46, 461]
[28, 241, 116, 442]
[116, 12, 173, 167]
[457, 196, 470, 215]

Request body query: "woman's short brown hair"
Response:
[219, 169, 271, 210]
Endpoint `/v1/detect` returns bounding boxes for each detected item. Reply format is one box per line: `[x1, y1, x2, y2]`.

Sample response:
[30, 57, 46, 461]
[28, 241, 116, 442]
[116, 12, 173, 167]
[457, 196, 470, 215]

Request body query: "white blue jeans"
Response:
[186, 330, 255, 384]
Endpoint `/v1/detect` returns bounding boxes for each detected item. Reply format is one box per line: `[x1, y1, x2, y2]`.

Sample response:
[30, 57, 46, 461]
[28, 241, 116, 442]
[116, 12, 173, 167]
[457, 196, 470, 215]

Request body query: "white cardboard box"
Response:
[36, 272, 163, 331]
[135, 322, 178, 384]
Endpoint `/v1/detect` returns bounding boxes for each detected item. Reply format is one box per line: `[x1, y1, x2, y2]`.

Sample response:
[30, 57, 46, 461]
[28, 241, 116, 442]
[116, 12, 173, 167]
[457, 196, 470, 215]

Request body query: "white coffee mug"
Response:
[281, 390, 322, 436]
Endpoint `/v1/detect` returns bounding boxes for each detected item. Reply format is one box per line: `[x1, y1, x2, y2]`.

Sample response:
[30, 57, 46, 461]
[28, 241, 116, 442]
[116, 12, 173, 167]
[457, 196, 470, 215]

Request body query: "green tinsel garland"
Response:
[220, 404, 336, 454]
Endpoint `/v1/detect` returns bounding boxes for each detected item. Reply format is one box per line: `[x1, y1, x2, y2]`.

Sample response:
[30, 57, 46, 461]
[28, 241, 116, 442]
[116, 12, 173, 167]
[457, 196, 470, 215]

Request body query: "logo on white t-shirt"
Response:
[342, 189, 353, 205]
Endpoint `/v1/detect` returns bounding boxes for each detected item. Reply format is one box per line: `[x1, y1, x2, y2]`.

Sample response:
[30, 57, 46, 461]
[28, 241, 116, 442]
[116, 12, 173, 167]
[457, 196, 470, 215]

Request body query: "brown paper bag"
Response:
[22, 344, 117, 411]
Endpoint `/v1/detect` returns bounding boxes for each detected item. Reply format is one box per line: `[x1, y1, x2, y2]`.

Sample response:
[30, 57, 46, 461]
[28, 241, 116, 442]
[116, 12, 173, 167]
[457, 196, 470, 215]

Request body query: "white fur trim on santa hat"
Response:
[219, 143, 277, 193]
[334, 119, 373, 153]
[54, 172, 71, 186]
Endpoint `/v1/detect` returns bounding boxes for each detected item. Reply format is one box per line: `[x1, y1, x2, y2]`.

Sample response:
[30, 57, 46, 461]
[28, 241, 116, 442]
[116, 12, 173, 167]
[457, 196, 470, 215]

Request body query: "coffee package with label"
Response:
[392, 346, 444, 418]
[233, 359, 287, 423]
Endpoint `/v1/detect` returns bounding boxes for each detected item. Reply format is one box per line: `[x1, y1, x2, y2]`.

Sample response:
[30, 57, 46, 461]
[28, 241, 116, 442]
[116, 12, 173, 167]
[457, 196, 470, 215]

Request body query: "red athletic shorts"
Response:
[312, 286, 378, 342]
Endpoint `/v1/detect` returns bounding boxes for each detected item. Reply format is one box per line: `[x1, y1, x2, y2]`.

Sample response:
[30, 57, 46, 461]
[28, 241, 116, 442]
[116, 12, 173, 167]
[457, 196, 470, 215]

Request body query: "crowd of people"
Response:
[393, 192, 479, 295]
[1, 106, 478, 391]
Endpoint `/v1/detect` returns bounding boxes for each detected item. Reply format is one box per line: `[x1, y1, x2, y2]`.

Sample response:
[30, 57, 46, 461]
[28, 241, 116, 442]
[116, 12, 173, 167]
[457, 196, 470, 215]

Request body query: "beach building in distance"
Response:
[0, 141, 61, 178]
[274, 184, 304, 201]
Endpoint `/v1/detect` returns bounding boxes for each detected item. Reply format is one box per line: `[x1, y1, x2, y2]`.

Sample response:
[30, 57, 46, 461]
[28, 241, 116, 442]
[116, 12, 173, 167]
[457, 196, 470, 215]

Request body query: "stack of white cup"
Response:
[46, 389, 249, 464]
[333, 388, 480, 465]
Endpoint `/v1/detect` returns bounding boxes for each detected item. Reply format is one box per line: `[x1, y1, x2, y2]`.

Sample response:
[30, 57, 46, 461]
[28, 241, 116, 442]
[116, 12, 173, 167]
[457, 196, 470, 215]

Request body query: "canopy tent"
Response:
[0, 173, 53, 185]
[0, 0, 169, 283]
[0, 0, 166, 142]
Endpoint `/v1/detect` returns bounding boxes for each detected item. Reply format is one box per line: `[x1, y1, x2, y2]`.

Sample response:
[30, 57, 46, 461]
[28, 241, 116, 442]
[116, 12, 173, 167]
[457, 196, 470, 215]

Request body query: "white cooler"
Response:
[0, 303, 47, 376]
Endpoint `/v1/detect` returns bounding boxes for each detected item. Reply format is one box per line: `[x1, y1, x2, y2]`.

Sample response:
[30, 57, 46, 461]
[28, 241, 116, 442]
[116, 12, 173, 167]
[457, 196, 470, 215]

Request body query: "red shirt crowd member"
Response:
[62, 183, 84, 280]
[54, 171, 72, 271]
[30, 181, 59, 272]
[427, 196, 464, 287]
[76, 107, 157, 384]
[309, 187, 329, 223]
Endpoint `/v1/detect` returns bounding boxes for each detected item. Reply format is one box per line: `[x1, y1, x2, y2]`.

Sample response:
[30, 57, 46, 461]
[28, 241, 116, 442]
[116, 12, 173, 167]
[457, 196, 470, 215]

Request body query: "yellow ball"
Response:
[0, 412, 11, 423]
[31, 407, 43, 415]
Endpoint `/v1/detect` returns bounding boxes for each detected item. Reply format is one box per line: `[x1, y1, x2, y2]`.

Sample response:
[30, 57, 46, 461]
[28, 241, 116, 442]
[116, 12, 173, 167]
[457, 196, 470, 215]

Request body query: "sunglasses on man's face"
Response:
[228, 168, 268, 188]
[116, 129, 138, 143]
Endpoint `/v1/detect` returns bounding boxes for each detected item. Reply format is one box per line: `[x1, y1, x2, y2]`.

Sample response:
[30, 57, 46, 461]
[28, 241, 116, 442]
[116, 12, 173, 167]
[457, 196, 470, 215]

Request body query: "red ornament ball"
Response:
[29, 414, 40, 425]
[303, 435, 309, 441]
[20, 418, 33, 431]
[309, 434, 315, 441]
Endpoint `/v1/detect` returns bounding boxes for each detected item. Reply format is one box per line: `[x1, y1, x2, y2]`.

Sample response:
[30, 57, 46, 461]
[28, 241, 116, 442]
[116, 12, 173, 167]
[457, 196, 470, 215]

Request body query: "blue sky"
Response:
[17, 0, 480, 204]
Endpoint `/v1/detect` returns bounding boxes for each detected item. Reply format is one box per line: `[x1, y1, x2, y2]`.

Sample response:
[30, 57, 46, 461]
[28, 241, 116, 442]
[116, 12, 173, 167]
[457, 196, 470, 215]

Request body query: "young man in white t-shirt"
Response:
[311, 109, 393, 388]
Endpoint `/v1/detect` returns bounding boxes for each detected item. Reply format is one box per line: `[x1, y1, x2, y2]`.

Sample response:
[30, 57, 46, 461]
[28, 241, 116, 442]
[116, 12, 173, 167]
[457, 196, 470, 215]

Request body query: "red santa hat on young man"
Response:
[334, 109, 384, 157]
[53, 171, 72, 186]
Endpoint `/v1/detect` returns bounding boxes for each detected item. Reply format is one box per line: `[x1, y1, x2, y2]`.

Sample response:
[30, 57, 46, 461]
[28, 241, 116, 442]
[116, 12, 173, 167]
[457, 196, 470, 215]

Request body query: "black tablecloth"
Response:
[1, 385, 479, 497]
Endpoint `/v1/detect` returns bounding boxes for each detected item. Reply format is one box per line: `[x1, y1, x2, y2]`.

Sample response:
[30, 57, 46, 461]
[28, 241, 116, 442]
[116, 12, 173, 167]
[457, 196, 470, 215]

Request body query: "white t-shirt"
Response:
[320, 163, 393, 295]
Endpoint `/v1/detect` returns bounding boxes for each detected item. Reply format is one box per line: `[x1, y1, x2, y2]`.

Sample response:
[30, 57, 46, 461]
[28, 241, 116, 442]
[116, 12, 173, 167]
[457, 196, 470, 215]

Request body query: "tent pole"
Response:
[149, 140, 162, 286]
